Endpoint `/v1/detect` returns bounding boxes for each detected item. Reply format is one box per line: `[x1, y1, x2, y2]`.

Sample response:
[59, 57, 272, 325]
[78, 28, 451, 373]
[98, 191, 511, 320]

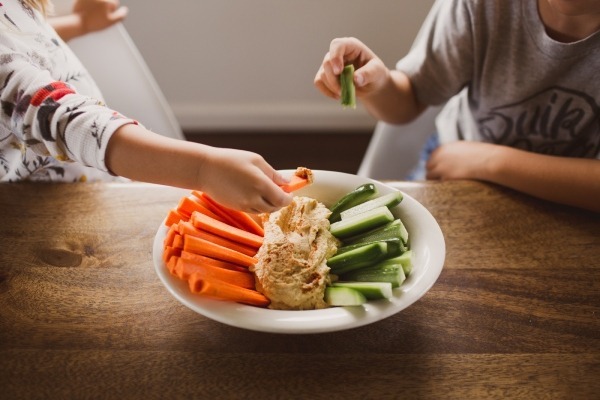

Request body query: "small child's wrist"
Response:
[482, 144, 509, 181]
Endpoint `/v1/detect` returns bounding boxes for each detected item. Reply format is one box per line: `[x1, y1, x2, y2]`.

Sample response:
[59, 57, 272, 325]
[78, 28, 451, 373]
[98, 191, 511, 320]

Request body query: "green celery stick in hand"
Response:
[340, 64, 356, 109]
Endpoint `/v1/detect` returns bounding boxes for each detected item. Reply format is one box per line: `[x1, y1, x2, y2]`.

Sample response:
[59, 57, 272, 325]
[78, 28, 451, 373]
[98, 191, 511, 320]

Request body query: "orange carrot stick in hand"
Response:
[188, 274, 270, 307]
[279, 167, 314, 193]
[279, 175, 310, 193]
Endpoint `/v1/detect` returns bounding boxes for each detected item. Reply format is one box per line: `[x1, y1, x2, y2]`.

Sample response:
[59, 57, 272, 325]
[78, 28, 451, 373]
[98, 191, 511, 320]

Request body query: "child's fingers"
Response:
[328, 37, 371, 71]
[317, 52, 342, 95]
[353, 59, 377, 88]
[328, 37, 386, 91]
[269, 170, 289, 186]
[314, 79, 339, 100]
[323, 59, 343, 95]
[109, 5, 128, 22]
[314, 67, 340, 100]
[254, 179, 293, 212]
[261, 189, 293, 211]
[354, 58, 387, 90]
[255, 162, 294, 209]
[328, 38, 353, 75]
[425, 148, 442, 179]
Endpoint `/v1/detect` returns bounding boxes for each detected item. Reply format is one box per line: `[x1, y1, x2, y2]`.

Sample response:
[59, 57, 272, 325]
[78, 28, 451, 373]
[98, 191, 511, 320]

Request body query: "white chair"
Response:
[67, 23, 184, 140]
[357, 105, 443, 180]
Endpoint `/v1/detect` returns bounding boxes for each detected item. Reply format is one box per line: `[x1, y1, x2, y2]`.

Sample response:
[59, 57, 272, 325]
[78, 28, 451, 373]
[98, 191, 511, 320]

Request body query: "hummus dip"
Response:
[252, 196, 339, 310]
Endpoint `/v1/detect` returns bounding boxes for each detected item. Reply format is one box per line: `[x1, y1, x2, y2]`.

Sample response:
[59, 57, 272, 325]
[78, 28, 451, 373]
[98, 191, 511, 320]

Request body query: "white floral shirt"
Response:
[0, 0, 136, 182]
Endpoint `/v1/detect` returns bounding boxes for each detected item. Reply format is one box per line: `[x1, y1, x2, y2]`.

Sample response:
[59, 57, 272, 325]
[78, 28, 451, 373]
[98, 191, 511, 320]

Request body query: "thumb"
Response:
[270, 170, 290, 186]
[354, 58, 383, 88]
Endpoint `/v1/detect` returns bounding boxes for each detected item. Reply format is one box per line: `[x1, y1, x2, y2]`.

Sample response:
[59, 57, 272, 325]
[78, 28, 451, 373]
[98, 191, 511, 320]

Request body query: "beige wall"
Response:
[57, 0, 435, 131]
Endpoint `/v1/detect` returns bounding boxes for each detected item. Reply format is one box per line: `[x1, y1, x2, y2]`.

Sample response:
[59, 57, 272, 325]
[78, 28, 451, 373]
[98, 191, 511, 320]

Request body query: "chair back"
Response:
[68, 23, 184, 140]
[357, 106, 443, 180]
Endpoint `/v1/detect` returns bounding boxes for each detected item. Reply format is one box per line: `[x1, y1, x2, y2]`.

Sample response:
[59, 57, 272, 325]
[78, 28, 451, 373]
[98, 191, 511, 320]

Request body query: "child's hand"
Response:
[72, 0, 128, 35]
[105, 125, 291, 215]
[198, 148, 293, 214]
[314, 37, 390, 101]
[426, 141, 498, 181]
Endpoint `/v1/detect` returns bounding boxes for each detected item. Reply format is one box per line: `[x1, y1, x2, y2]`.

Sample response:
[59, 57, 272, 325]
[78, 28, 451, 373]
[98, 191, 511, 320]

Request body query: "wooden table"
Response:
[1, 181, 598, 399]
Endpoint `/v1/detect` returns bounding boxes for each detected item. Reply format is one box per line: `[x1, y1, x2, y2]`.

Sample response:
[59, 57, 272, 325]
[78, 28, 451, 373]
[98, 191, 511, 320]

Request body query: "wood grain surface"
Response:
[1, 181, 598, 400]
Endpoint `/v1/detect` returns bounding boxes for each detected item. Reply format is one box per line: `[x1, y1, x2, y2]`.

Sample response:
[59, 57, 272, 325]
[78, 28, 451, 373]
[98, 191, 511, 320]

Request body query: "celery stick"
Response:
[340, 64, 356, 109]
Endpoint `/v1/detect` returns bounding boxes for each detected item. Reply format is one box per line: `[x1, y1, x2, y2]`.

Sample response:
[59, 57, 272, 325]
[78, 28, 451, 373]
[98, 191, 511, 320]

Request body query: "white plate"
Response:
[153, 170, 445, 334]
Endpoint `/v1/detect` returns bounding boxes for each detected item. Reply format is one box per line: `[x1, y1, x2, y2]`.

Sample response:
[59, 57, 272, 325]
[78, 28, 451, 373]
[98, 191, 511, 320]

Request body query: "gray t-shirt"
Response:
[396, 0, 600, 159]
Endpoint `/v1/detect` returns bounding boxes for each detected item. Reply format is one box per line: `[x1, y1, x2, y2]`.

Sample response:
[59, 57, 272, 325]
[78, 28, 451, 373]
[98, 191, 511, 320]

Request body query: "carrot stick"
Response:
[279, 175, 310, 193]
[167, 256, 179, 275]
[163, 245, 182, 263]
[177, 220, 199, 237]
[164, 224, 178, 247]
[174, 257, 255, 288]
[188, 274, 270, 307]
[190, 191, 246, 230]
[180, 251, 248, 272]
[200, 193, 265, 236]
[164, 208, 186, 227]
[178, 220, 257, 257]
[280, 167, 314, 193]
[190, 211, 263, 249]
[177, 196, 224, 222]
[172, 233, 184, 249]
[183, 235, 258, 268]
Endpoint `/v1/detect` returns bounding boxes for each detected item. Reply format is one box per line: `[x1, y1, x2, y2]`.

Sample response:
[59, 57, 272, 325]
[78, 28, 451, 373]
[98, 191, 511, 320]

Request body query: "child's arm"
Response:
[0, 37, 290, 214]
[426, 141, 600, 212]
[50, 0, 128, 42]
[105, 123, 293, 213]
[314, 37, 426, 124]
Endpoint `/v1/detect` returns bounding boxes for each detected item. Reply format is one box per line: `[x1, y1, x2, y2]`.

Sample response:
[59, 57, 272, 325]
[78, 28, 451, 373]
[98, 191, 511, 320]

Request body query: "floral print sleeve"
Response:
[0, 1, 137, 182]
